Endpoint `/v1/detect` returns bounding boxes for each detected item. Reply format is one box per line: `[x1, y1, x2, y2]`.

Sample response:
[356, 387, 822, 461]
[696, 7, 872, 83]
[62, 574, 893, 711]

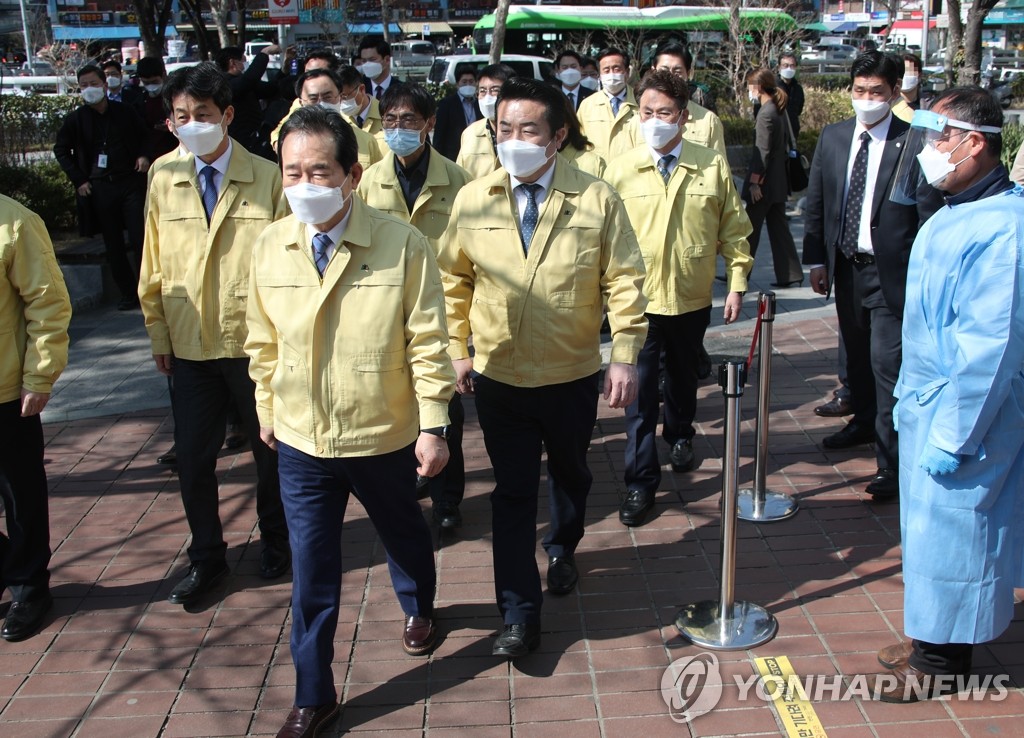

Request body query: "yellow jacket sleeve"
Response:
[600, 191, 649, 365]
[436, 206, 474, 362]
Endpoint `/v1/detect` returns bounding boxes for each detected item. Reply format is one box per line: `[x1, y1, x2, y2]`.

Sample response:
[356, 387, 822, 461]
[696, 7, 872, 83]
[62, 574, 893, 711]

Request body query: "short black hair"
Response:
[163, 62, 233, 114]
[636, 68, 690, 110]
[478, 63, 516, 85]
[931, 85, 1004, 156]
[101, 59, 122, 74]
[554, 49, 582, 67]
[295, 68, 343, 99]
[136, 57, 166, 78]
[304, 49, 340, 71]
[597, 47, 628, 67]
[779, 50, 799, 65]
[336, 64, 365, 91]
[581, 57, 598, 70]
[77, 64, 104, 83]
[278, 105, 359, 173]
[850, 50, 901, 89]
[453, 62, 477, 81]
[215, 46, 244, 72]
[380, 82, 436, 119]
[496, 76, 567, 137]
[653, 41, 690, 72]
[357, 36, 391, 58]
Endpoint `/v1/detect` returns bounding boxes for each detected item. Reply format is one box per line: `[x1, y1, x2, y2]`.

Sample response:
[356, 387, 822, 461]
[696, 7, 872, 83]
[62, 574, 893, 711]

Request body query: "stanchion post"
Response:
[738, 292, 799, 523]
[675, 360, 778, 650]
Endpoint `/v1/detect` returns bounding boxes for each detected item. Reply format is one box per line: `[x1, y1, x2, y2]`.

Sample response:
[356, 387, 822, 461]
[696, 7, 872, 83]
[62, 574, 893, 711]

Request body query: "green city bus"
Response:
[472, 4, 798, 58]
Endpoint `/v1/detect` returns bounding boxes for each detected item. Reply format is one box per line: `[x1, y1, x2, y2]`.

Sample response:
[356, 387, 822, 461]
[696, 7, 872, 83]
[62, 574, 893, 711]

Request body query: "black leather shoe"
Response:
[815, 395, 853, 417]
[276, 702, 340, 738]
[669, 439, 696, 472]
[156, 445, 177, 465]
[619, 489, 654, 527]
[168, 561, 229, 605]
[866, 468, 899, 500]
[432, 500, 462, 530]
[547, 554, 578, 595]
[822, 423, 875, 449]
[492, 623, 541, 658]
[223, 425, 246, 450]
[1, 594, 52, 642]
[770, 279, 804, 288]
[260, 547, 291, 579]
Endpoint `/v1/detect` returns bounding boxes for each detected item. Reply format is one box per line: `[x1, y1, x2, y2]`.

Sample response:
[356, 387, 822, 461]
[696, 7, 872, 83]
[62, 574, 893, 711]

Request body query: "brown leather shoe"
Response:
[815, 395, 853, 417]
[402, 615, 437, 656]
[276, 703, 340, 738]
[869, 663, 962, 703]
[877, 641, 913, 669]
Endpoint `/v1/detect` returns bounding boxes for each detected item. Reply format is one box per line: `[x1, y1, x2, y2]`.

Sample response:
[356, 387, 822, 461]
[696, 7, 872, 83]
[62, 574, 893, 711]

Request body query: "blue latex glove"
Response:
[919, 444, 961, 475]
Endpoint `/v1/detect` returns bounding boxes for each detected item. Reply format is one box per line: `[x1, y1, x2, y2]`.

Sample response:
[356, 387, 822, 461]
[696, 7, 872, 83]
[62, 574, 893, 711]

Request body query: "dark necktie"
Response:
[841, 131, 872, 259]
[200, 165, 218, 224]
[375, 85, 383, 100]
[518, 183, 541, 254]
[658, 154, 675, 184]
[566, 91, 575, 109]
[611, 96, 621, 116]
[356, 115, 364, 129]
[312, 232, 332, 276]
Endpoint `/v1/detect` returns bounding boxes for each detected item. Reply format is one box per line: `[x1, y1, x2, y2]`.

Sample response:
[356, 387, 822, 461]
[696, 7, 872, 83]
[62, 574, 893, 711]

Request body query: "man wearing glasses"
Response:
[456, 63, 516, 180]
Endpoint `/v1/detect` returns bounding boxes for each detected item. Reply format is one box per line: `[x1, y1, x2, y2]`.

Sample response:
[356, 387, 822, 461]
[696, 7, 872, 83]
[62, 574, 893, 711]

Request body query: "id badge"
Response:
[97, 154, 108, 168]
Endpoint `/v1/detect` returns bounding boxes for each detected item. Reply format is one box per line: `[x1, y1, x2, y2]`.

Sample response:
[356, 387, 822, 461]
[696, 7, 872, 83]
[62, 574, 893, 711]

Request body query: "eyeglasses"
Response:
[303, 92, 339, 104]
[657, 66, 687, 76]
[382, 114, 425, 130]
[478, 85, 503, 97]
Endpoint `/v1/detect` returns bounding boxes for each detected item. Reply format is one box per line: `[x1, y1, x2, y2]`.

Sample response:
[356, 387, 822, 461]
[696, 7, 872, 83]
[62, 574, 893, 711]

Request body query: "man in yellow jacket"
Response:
[456, 63, 516, 180]
[0, 195, 71, 642]
[576, 47, 638, 161]
[357, 83, 472, 531]
[246, 106, 455, 738]
[438, 77, 648, 659]
[139, 63, 290, 606]
[605, 71, 753, 527]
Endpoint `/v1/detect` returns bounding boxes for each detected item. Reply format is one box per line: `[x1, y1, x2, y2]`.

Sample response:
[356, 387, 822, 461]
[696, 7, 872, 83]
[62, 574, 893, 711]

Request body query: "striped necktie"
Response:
[312, 232, 332, 276]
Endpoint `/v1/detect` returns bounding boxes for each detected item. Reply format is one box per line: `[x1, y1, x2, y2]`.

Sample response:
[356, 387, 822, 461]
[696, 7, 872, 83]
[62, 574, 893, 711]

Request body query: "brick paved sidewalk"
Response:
[2, 312, 1023, 738]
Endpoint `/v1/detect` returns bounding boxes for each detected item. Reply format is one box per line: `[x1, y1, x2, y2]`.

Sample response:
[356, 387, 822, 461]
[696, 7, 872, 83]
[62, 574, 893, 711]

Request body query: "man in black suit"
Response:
[215, 45, 280, 158]
[803, 51, 937, 500]
[552, 50, 594, 112]
[434, 61, 481, 162]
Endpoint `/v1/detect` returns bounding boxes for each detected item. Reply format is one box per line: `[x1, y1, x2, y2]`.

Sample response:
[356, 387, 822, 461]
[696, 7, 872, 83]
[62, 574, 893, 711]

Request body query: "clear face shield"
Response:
[890, 109, 1002, 203]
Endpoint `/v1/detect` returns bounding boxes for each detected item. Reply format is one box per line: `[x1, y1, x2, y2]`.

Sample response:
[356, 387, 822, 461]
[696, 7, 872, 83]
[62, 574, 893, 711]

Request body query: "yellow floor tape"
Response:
[753, 656, 829, 738]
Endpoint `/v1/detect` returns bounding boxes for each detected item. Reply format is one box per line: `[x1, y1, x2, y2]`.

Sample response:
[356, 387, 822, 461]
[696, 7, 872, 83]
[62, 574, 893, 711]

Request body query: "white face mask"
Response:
[851, 97, 890, 126]
[144, 83, 163, 96]
[361, 61, 383, 80]
[916, 135, 970, 188]
[748, 88, 760, 104]
[81, 86, 106, 105]
[780, 67, 796, 81]
[106, 76, 122, 89]
[579, 76, 599, 91]
[902, 74, 919, 91]
[558, 68, 581, 87]
[339, 97, 360, 117]
[601, 72, 625, 95]
[640, 117, 681, 150]
[284, 177, 350, 225]
[497, 138, 555, 179]
[458, 84, 477, 99]
[175, 119, 226, 157]
[479, 94, 498, 120]
[319, 100, 343, 115]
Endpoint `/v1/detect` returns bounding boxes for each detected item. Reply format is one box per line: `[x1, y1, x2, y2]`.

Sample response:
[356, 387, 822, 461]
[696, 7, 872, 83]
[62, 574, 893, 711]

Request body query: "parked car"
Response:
[391, 40, 436, 82]
[802, 44, 857, 63]
[19, 60, 56, 77]
[428, 54, 555, 85]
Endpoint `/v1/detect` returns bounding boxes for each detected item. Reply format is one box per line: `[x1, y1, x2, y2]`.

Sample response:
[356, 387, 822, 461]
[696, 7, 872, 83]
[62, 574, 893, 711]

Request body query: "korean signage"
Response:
[268, 0, 299, 25]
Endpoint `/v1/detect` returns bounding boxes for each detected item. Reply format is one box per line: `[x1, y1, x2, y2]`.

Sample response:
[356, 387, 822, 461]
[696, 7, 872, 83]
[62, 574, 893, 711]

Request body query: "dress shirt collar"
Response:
[305, 203, 352, 252]
[194, 138, 232, 179]
[854, 112, 892, 145]
[509, 156, 557, 196]
[648, 140, 683, 173]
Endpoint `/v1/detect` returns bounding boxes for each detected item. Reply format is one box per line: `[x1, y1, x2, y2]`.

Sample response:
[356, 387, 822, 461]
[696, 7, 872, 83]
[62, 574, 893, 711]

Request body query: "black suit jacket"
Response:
[547, 80, 593, 111]
[434, 91, 481, 162]
[802, 115, 940, 318]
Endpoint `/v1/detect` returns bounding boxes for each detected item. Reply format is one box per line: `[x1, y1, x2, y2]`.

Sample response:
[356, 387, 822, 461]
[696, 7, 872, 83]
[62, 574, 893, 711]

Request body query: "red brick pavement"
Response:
[2, 314, 1022, 737]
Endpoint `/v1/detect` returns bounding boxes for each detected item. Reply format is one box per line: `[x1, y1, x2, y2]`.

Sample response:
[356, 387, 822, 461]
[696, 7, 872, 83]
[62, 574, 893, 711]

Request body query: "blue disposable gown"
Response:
[895, 187, 1024, 645]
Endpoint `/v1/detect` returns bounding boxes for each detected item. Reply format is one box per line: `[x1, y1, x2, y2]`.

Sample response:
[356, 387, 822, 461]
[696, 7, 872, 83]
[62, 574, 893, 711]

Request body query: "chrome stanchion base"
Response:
[736, 488, 799, 522]
[675, 599, 778, 651]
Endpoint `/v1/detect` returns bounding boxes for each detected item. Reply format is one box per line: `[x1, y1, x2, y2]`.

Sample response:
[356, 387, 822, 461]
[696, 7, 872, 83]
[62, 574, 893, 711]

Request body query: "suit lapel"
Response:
[870, 119, 907, 219]
[833, 119, 856, 205]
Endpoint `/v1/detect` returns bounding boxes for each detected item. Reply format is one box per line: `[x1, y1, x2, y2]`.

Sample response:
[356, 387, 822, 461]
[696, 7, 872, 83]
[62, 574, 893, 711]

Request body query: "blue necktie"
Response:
[519, 183, 541, 254]
[312, 232, 332, 276]
[658, 154, 675, 184]
[200, 165, 218, 224]
[611, 96, 621, 116]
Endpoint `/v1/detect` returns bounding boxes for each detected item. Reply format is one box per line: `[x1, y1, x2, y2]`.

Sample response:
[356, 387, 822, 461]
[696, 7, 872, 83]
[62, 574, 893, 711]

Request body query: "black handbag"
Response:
[784, 114, 809, 192]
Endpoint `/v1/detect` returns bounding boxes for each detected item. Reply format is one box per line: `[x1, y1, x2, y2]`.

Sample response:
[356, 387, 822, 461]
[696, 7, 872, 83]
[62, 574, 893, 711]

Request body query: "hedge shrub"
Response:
[0, 158, 76, 232]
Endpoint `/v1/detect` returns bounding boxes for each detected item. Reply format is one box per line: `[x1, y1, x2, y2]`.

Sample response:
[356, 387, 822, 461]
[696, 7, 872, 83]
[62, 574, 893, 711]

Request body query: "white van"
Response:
[428, 54, 554, 85]
[245, 40, 281, 70]
[391, 40, 436, 81]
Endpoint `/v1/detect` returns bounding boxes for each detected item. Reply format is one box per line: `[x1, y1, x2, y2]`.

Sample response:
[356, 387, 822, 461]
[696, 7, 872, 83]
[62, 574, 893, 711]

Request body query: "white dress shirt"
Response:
[562, 85, 579, 108]
[509, 158, 557, 225]
[195, 139, 232, 198]
[843, 113, 893, 255]
[305, 202, 352, 269]
[648, 140, 683, 179]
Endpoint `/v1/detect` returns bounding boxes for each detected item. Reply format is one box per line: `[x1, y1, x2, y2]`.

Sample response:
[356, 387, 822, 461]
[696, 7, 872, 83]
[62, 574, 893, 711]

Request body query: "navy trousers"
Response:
[277, 441, 436, 707]
[624, 308, 711, 495]
[426, 392, 466, 506]
[473, 373, 599, 626]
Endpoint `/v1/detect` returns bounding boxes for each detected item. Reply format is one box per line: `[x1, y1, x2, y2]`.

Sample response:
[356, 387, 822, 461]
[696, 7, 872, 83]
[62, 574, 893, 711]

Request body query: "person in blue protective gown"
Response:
[867, 86, 1024, 702]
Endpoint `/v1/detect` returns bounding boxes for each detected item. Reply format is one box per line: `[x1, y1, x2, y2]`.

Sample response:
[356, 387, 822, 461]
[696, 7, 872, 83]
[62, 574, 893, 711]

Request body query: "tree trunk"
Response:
[210, 0, 233, 49]
[946, 0, 963, 87]
[180, 0, 212, 60]
[959, 0, 999, 85]
[490, 0, 511, 64]
[132, 0, 174, 57]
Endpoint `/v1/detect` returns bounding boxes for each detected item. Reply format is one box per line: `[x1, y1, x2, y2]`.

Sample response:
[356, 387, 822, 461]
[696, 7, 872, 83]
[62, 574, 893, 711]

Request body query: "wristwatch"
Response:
[421, 425, 449, 440]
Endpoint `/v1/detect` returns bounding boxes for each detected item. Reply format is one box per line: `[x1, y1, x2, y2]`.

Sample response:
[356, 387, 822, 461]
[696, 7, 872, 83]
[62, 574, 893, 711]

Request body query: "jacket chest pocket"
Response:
[679, 188, 722, 257]
[414, 203, 453, 241]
